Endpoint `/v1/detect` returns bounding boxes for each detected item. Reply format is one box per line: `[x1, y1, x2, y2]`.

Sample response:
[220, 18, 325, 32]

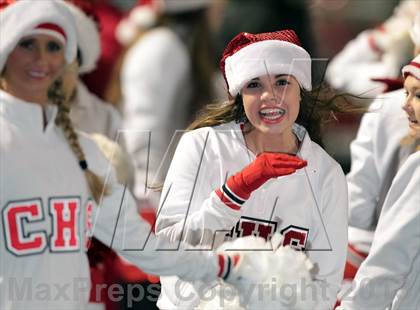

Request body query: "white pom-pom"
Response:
[195, 235, 315, 310]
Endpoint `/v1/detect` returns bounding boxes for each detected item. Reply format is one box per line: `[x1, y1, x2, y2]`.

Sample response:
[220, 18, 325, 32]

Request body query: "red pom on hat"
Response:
[220, 30, 312, 97]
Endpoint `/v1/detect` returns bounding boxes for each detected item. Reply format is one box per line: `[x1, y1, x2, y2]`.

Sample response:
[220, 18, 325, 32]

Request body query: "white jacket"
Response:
[347, 89, 408, 252]
[155, 121, 348, 309]
[121, 26, 192, 206]
[0, 90, 221, 310]
[339, 152, 420, 309]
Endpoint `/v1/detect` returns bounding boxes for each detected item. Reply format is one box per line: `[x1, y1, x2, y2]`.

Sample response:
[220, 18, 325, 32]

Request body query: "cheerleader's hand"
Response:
[215, 153, 306, 209]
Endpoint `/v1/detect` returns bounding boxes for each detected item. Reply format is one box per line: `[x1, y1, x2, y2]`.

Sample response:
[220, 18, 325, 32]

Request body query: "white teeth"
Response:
[29, 71, 47, 78]
[259, 107, 286, 119]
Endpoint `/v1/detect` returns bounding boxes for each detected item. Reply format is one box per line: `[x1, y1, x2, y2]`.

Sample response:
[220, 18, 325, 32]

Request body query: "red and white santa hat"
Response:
[402, 54, 420, 80]
[220, 30, 312, 97]
[62, 0, 101, 74]
[0, 0, 77, 72]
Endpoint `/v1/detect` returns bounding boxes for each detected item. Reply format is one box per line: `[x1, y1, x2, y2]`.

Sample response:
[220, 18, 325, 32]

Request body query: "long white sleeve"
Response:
[84, 130, 220, 283]
[339, 152, 420, 309]
[155, 130, 242, 246]
[347, 89, 408, 230]
[91, 179, 220, 283]
[121, 27, 191, 205]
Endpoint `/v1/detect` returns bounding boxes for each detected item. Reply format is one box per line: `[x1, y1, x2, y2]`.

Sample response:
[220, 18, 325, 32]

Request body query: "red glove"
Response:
[216, 153, 307, 209]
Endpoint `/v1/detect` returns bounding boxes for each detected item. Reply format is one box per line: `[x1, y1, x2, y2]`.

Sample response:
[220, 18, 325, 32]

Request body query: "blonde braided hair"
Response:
[48, 79, 109, 204]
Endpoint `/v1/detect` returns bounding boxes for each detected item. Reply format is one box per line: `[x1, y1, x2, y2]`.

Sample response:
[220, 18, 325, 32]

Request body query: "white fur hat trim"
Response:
[225, 40, 312, 96]
[0, 0, 77, 72]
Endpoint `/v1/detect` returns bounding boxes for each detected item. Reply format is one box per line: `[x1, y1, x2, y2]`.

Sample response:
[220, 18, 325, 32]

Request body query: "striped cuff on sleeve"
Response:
[215, 183, 246, 210]
[217, 254, 232, 280]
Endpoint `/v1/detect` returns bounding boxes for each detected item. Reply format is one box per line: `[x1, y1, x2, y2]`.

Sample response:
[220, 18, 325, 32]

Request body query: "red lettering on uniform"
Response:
[2, 200, 47, 256]
[257, 224, 275, 240]
[85, 199, 93, 249]
[232, 217, 277, 240]
[281, 225, 309, 250]
[50, 198, 80, 251]
[238, 221, 257, 237]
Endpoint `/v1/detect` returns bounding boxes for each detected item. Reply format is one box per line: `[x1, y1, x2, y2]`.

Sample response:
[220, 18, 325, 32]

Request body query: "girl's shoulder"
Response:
[174, 122, 244, 157]
[181, 121, 242, 142]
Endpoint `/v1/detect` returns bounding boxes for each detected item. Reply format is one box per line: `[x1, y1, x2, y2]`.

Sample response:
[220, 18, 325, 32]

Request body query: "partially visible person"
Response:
[118, 0, 216, 209]
[341, 12, 419, 284]
[338, 55, 420, 310]
[60, 3, 135, 310]
[326, 0, 418, 97]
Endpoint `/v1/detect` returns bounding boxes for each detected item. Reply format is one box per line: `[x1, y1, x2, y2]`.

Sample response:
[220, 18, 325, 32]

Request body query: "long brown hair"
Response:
[49, 79, 109, 204]
[188, 84, 366, 146]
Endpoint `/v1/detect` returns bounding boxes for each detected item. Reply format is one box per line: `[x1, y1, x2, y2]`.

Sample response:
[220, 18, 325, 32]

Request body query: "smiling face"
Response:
[403, 75, 420, 138]
[241, 74, 301, 137]
[2, 34, 65, 104]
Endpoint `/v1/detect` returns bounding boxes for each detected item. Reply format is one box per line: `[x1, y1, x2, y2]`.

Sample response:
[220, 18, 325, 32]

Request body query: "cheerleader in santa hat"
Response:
[0, 1, 269, 309]
[343, 13, 420, 290]
[338, 55, 420, 310]
[155, 30, 356, 309]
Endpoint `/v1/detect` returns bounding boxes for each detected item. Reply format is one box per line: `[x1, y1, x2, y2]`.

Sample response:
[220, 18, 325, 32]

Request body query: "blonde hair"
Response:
[48, 79, 109, 204]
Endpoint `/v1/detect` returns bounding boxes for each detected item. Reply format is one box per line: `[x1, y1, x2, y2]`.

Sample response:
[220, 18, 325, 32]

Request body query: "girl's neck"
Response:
[1, 84, 48, 106]
[12, 91, 47, 106]
[243, 124, 299, 155]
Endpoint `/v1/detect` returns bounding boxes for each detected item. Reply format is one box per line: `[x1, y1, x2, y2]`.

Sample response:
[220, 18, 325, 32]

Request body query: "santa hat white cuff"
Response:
[224, 40, 312, 96]
[402, 55, 420, 80]
[0, 0, 77, 72]
[62, 2, 100, 74]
